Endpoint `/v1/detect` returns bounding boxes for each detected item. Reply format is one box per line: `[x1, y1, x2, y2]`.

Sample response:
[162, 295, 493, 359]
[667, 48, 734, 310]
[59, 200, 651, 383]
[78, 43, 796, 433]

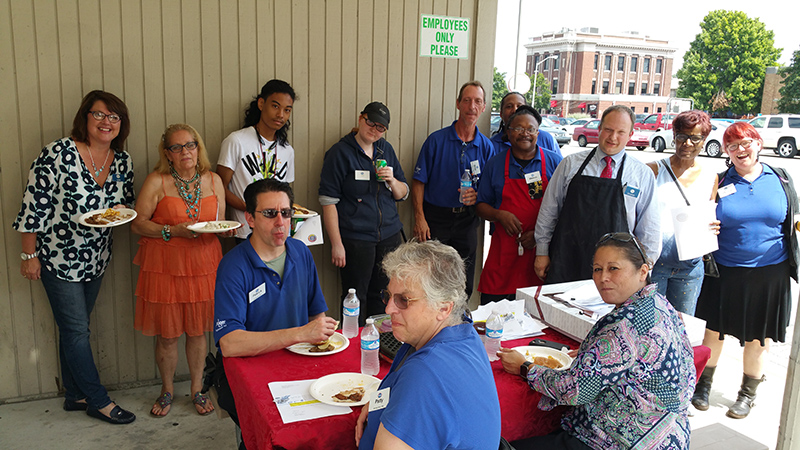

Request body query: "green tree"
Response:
[676, 10, 781, 114]
[492, 67, 509, 111]
[526, 72, 551, 110]
[778, 48, 800, 113]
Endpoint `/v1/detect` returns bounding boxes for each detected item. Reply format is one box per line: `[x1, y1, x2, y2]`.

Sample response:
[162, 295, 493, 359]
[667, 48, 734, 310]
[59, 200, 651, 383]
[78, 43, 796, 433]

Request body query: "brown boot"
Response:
[726, 373, 765, 419]
[691, 366, 715, 411]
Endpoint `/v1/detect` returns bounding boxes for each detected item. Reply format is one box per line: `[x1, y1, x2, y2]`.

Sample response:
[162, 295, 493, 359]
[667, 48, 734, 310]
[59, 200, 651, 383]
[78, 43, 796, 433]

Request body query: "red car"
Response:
[572, 119, 649, 150]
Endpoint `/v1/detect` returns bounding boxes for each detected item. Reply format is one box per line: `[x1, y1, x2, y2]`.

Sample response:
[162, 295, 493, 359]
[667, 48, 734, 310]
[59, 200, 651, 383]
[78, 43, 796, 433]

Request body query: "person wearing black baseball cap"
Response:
[319, 102, 409, 324]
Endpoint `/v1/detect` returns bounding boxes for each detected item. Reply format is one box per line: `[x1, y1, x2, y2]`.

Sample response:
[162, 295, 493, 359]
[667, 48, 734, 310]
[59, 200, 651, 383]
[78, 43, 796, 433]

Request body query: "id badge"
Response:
[249, 283, 266, 303]
[470, 160, 481, 176]
[110, 173, 125, 182]
[718, 184, 736, 198]
[369, 387, 390, 412]
[355, 170, 370, 181]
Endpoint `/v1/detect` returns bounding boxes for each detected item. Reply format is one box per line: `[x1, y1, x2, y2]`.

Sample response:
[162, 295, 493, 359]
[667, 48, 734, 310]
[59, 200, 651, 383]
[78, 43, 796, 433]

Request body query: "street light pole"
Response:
[532, 55, 558, 110]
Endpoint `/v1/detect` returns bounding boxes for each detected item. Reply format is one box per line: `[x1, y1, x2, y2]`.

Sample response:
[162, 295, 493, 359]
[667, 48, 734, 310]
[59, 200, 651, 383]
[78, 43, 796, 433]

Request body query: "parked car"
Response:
[490, 112, 501, 136]
[634, 113, 676, 131]
[539, 117, 571, 147]
[563, 118, 592, 136]
[648, 120, 731, 157]
[553, 117, 574, 126]
[572, 119, 649, 150]
[543, 114, 560, 123]
[748, 114, 800, 157]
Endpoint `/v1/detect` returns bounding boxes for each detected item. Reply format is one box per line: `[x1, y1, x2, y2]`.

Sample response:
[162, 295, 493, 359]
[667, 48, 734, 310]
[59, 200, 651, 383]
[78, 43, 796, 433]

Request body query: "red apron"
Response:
[478, 149, 548, 295]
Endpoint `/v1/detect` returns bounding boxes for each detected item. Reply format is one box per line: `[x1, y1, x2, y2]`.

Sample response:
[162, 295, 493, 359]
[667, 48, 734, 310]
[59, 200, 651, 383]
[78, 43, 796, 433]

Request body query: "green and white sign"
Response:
[419, 14, 469, 59]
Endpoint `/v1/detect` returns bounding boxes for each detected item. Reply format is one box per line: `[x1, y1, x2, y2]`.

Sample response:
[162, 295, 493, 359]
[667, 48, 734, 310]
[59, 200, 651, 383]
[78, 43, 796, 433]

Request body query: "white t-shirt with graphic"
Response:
[217, 126, 295, 239]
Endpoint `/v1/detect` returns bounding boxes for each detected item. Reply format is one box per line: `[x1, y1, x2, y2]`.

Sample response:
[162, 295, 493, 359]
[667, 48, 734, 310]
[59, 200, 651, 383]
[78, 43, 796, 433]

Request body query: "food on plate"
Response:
[202, 221, 232, 230]
[85, 208, 130, 225]
[309, 341, 336, 353]
[523, 350, 564, 369]
[332, 387, 365, 403]
[292, 203, 311, 215]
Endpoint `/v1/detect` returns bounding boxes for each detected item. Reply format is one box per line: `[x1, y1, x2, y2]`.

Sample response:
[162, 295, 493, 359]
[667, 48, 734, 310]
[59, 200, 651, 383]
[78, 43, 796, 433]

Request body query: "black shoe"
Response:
[63, 399, 89, 411]
[86, 404, 136, 425]
[726, 374, 765, 419]
[691, 366, 715, 411]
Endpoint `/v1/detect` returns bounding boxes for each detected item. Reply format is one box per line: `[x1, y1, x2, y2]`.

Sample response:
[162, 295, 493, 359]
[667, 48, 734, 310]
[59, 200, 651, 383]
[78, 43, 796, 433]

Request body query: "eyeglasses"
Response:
[381, 289, 422, 310]
[167, 141, 199, 153]
[596, 232, 649, 266]
[364, 118, 387, 133]
[508, 127, 539, 135]
[725, 139, 756, 152]
[674, 134, 705, 145]
[89, 110, 121, 124]
[255, 208, 292, 219]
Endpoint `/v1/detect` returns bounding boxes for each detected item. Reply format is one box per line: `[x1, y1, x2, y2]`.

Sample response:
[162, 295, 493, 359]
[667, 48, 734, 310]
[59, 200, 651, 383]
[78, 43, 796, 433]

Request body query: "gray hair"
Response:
[382, 240, 467, 326]
[600, 105, 636, 132]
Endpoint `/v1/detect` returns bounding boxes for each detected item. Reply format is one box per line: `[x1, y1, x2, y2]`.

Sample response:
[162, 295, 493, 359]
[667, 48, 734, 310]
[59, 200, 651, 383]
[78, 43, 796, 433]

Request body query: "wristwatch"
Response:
[20, 251, 38, 261]
[520, 361, 533, 379]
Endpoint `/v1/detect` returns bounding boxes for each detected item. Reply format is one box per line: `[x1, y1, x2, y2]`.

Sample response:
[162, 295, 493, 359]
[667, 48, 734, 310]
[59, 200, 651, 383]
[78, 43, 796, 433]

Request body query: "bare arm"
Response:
[411, 180, 430, 241]
[322, 204, 346, 268]
[218, 315, 337, 357]
[216, 165, 246, 212]
[130, 172, 166, 238]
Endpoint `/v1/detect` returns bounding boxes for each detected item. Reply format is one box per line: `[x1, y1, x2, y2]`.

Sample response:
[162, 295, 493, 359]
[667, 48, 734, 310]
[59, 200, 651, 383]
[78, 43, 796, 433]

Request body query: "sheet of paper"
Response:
[472, 299, 547, 340]
[268, 379, 352, 424]
[553, 283, 614, 317]
[672, 202, 718, 261]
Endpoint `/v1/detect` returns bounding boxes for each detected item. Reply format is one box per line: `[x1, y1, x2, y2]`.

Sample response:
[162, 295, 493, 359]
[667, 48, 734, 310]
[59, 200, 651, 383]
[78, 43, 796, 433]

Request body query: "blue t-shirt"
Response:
[490, 129, 562, 157]
[359, 323, 501, 450]
[715, 165, 789, 267]
[477, 147, 562, 208]
[413, 122, 495, 208]
[213, 238, 328, 347]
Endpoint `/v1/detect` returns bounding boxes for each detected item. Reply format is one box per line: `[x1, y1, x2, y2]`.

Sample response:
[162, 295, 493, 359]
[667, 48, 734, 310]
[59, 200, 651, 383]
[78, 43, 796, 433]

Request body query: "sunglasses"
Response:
[255, 208, 292, 219]
[364, 118, 387, 133]
[381, 289, 422, 310]
[597, 232, 649, 266]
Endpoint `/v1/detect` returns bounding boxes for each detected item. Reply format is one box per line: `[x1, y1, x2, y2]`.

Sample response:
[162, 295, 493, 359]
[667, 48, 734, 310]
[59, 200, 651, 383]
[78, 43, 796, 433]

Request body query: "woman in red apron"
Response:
[477, 106, 563, 304]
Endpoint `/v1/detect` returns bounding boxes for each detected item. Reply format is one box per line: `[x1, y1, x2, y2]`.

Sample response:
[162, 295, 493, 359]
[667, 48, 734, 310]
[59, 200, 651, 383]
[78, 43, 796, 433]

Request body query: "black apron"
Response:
[547, 148, 629, 283]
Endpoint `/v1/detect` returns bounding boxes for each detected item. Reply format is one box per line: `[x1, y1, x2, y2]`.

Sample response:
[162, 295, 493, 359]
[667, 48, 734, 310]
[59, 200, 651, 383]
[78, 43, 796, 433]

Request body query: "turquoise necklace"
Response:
[171, 167, 201, 222]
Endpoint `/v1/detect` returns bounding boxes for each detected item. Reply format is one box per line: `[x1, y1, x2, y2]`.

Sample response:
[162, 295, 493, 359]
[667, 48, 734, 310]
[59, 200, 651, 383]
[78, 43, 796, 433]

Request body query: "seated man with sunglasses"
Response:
[213, 179, 337, 444]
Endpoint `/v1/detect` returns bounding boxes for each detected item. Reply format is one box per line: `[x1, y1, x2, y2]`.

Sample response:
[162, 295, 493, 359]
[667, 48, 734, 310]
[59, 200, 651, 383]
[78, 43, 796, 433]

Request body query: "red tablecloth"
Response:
[225, 329, 578, 450]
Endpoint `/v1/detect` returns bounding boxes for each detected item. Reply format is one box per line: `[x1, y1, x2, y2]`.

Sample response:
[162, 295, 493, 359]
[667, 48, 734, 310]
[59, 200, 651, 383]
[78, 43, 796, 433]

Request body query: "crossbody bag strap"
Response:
[663, 159, 690, 206]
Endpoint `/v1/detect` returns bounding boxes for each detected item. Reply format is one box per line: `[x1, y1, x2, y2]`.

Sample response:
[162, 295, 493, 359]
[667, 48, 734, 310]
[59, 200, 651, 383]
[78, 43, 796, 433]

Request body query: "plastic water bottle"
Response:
[342, 288, 360, 339]
[361, 318, 380, 376]
[485, 309, 503, 361]
[460, 169, 472, 204]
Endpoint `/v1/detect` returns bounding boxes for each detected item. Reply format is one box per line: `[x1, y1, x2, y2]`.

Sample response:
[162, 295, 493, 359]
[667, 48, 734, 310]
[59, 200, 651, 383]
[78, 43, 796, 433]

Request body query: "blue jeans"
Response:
[651, 260, 704, 315]
[40, 268, 111, 409]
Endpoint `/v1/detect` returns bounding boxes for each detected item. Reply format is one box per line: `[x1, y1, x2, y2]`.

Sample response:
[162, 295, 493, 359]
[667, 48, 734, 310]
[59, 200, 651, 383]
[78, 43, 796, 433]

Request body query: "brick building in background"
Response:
[761, 67, 781, 115]
[525, 27, 676, 117]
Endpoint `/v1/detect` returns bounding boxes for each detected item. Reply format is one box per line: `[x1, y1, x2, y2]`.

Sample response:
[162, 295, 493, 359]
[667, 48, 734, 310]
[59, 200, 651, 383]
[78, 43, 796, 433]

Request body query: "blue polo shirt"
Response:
[413, 122, 495, 208]
[490, 129, 562, 157]
[213, 238, 328, 347]
[477, 147, 562, 208]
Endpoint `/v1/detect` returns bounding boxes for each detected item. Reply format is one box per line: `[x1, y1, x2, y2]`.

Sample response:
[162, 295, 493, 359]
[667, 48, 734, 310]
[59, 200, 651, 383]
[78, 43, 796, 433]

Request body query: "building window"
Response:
[534, 55, 540, 68]
[657, 107, 662, 112]
[628, 82, 635, 95]
[594, 54, 598, 70]
[617, 56, 625, 71]
[602, 80, 609, 94]
[591, 80, 596, 94]
[641, 82, 648, 95]
[543, 55, 549, 70]
[631, 106, 636, 112]
[656, 59, 662, 74]
[605, 55, 612, 71]
[615, 81, 622, 94]
[630, 57, 638, 72]
[654, 82, 660, 95]
[553, 55, 559, 70]
[643, 58, 650, 73]
[552, 78, 558, 94]
[644, 106, 649, 113]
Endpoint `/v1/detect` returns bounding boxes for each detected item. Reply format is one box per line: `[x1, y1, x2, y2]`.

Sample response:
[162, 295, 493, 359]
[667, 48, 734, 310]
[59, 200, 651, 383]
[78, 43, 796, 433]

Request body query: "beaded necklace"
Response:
[86, 144, 112, 178]
[170, 167, 202, 222]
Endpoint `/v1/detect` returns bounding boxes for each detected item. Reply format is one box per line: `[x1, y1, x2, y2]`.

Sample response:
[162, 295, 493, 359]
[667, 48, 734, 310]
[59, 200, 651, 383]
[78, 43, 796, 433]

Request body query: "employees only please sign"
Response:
[419, 15, 469, 59]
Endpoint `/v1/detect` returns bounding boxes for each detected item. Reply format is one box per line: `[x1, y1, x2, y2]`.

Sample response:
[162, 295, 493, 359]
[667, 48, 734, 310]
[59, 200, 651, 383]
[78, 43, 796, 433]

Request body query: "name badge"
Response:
[470, 160, 481, 176]
[369, 387, 390, 412]
[524, 171, 541, 184]
[110, 173, 125, 182]
[355, 170, 370, 181]
[249, 283, 266, 304]
[718, 184, 736, 198]
[624, 186, 640, 198]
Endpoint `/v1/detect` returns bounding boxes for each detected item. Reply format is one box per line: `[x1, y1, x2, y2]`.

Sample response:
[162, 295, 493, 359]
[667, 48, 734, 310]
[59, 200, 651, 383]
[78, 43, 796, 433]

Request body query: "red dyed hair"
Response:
[672, 110, 711, 135]
[723, 121, 762, 147]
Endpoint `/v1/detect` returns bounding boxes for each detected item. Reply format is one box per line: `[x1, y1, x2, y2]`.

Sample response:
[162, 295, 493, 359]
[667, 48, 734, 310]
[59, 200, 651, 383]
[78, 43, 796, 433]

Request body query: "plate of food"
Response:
[511, 346, 573, 371]
[187, 221, 242, 234]
[309, 372, 381, 407]
[78, 208, 137, 228]
[292, 203, 318, 219]
[286, 332, 349, 356]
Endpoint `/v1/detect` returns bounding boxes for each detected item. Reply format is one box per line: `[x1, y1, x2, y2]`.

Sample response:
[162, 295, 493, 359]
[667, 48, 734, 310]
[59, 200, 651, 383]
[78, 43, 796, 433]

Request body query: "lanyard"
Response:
[255, 126, 278, 179]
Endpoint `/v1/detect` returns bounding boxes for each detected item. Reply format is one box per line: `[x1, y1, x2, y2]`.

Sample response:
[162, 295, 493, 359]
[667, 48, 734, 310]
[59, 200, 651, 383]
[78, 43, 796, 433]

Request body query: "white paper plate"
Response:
[292, 210, 318, 219]
[286, 332, 349, 356]
[77, 208, 137, 228]
[512, 346, 573, 371]
[309, 373, 381, 407]
[187, 221, 242, 234]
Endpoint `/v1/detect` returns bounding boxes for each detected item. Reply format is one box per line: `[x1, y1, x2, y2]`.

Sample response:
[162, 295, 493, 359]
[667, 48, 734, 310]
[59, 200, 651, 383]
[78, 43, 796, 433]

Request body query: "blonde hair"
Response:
[154, 123, 212, 174]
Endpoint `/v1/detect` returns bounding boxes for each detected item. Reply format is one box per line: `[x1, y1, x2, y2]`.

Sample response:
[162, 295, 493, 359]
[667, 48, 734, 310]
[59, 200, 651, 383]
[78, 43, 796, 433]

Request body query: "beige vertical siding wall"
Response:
[0, 0, 497, 402]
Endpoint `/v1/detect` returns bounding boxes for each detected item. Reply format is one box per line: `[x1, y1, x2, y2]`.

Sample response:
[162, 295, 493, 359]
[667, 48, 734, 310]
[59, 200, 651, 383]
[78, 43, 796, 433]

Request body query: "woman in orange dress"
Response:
[131, 124, 227, 417]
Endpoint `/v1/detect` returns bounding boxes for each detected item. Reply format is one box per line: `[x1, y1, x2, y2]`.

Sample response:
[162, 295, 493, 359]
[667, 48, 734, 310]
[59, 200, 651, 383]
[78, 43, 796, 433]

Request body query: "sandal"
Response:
[192, 392, 214, 416]
[150, 392, 172, 417]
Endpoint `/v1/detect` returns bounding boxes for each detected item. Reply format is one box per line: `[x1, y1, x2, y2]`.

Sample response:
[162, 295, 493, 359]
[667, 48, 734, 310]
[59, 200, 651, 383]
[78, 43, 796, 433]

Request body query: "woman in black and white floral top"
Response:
[13, 90, 136, 425]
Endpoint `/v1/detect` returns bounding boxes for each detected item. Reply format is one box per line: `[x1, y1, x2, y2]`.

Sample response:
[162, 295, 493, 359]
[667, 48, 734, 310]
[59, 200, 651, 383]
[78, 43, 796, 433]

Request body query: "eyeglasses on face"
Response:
[89, 110, 121, 124]
[364, 118, 387, 133]
[255, 208, 292, 219]
[381, 289, 422, 310]
[167, 141, 199, 153]
[674, 134, 705, 145]
[597, 232, 649, 266]
[508, 127, 539, 135]
[725, 139, 755, 152]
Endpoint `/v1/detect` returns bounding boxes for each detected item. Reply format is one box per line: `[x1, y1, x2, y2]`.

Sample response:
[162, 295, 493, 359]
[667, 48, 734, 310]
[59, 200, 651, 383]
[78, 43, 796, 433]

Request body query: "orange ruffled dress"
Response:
[134, 189, 223, 338]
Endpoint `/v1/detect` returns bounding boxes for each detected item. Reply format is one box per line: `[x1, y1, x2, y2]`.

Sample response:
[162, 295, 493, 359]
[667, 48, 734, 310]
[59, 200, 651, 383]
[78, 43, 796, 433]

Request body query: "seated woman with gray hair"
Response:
[355, 240, 501, 450]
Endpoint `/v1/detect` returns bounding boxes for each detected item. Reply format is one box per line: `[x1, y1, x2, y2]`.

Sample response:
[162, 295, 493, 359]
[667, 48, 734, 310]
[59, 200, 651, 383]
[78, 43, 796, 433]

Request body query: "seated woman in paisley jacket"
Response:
[498, 232, 695, 450]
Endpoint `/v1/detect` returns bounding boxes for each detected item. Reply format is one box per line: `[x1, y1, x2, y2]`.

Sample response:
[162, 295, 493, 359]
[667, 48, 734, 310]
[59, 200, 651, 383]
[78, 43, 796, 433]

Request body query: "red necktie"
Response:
[601, 156, 613, 178]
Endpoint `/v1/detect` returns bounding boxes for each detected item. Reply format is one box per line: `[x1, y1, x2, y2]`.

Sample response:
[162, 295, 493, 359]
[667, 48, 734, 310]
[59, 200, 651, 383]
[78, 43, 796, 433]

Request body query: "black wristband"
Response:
[520, 361, 533, 379]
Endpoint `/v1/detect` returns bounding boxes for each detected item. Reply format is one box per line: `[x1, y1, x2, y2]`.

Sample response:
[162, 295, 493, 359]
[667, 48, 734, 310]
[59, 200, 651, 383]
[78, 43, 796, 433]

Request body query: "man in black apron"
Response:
[534, 105, 661, 284]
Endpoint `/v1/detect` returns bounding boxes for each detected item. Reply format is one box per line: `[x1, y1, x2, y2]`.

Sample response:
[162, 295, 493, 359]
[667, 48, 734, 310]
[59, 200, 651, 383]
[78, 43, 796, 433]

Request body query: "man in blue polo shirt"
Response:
[412, 80, 496, 297]
[213, 179, 337, 447]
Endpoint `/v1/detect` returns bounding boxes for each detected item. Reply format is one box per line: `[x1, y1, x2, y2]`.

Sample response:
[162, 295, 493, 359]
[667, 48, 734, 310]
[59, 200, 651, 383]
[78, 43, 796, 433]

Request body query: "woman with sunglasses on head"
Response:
[498, 233, 695, 450]
[319, 102, 409, 324]
[14, 90, 136, 424]
[645, 110, 720, 315]
[131, 124, 229, 417]
[217, 79, 296, 244]
[355, 240, 501, 449]
[692, 121, 799, 419]
[476, 105, 562, 304]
